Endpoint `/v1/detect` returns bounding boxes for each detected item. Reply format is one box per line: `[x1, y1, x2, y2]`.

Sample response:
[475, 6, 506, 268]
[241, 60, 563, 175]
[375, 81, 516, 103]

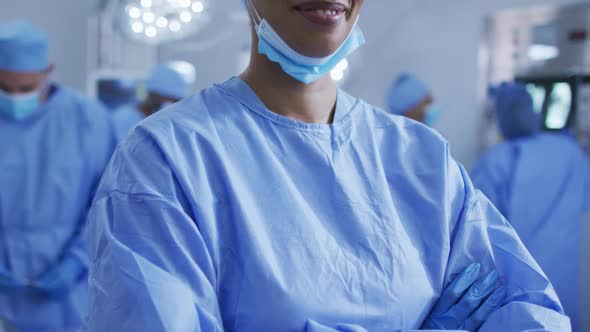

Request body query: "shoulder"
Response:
[95, 127, 172, 200]
[52, 85, 112, 128]
[127, 84, 246, 164]
[42, 85, 115, 169]
[137, 86, 224, 141]
[55, 85, 107, 114]
[367, 100, 445, 141]
[539, 132, 585, 153]
[99, 88, 225, 198]
[472, 142, 515, 177]
[542, 133, 590, 170]
[352, 97, 450, 167]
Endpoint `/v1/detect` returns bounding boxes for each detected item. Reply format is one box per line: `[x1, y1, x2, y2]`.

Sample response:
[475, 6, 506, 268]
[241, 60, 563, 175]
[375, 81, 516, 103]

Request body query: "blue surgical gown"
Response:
[0, 85, 115, 331]
[83, 77, 570, 332]
[472, 132, 590, 331]
[112, 105, 144, 142]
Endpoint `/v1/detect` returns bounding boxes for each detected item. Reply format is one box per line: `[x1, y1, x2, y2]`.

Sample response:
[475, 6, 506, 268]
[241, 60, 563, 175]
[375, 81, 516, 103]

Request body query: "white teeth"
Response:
[315, 9, 338, 16]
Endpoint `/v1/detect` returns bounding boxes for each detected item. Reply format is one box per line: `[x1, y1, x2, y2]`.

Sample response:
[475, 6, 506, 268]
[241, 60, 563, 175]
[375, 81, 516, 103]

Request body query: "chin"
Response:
[296, 32, 349, 57]
[309, 40, 347, 57]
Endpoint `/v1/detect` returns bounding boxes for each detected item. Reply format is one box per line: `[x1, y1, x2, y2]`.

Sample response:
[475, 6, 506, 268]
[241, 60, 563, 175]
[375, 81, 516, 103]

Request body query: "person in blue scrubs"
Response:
[84, 1, 571, 331]
[386, 73, 441, 126]
[0, 21, 115, 332]
[97, 79, 137, 110]
[472, 82, 590, 331]
[113, 61, 196, 142]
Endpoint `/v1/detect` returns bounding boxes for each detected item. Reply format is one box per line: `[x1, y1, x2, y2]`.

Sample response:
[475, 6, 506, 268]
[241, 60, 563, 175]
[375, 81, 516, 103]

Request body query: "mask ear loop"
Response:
[246, 0, 262, 26]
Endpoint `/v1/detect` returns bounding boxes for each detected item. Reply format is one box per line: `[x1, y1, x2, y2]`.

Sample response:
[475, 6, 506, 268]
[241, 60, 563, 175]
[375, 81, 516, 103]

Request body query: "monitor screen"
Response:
[526, 83, 546, 114]
[545, 82, 573, 129]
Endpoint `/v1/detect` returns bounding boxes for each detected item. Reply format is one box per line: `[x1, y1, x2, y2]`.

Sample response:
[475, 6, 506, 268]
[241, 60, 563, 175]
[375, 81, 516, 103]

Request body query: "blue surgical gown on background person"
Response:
[112, 105, 144, 142]
[83, 77, 570, 332]
[0, 85, 115, 331]
[472, 132, 590, 331]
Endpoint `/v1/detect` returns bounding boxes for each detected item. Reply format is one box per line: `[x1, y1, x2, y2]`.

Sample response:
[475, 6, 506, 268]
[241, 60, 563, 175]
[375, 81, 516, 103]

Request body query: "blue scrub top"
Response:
[0, 84, 116, 330]
[84, 77, 570, 331]
[112, 105, 145, 142]
[472, 132, 590, 331]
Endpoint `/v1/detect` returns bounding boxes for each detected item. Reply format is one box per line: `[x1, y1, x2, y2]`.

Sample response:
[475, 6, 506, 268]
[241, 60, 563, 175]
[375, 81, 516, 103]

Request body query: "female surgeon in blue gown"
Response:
[83, 0, 571, 331]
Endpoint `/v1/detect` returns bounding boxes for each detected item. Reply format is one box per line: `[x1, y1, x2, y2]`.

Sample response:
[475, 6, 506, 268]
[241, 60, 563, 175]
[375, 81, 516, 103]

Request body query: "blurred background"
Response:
[1, 0, 589, 328]
[3, 0, 590, 167]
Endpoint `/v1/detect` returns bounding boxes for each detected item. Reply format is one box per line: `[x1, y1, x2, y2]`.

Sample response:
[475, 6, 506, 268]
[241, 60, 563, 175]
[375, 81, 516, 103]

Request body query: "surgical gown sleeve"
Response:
[301, 321, 424, 332]
[444, 147, 571, 331]
[83, 131, 224, 332]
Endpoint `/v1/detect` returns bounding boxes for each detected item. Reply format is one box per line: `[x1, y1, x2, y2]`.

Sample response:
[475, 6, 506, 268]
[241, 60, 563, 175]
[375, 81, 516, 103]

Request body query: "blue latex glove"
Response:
[32, 255, 87, 299]
[0, 267, 25, 294]
[422, 263, 507, 331]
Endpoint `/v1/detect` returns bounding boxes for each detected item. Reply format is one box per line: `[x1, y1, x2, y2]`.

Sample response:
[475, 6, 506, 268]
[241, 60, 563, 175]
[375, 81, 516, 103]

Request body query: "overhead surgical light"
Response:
[192, 1, 204, 13]
[156, 16, 168, 28]
[180, 11, 192, 23]
[131, 21, 144, 33]
[128, 6, 141, 18]
[118, 0, 212, 45]
[142, 11, 155, 24]
[169, 20, 182, 32]
[140, 0, 152, 8]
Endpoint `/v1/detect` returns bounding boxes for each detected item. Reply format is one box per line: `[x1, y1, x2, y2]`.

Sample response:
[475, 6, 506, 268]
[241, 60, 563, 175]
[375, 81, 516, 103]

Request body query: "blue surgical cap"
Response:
[386, 73, 430, 115]
[146, 61, 196, 100]
[0, 20, 49, 72]
[490, 82, 540, 139]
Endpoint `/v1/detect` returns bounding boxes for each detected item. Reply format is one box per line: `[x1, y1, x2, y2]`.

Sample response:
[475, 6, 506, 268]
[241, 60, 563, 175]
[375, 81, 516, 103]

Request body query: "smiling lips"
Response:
[294, 2, 349, 27]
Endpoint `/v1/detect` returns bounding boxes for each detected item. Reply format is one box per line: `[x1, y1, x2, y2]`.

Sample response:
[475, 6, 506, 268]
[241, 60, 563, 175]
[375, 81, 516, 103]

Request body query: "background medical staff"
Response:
[0, 21, 115, 332]
[472, 82, 590, 331]
[112, 61, 196, 142]
[386, 73, 441, 126]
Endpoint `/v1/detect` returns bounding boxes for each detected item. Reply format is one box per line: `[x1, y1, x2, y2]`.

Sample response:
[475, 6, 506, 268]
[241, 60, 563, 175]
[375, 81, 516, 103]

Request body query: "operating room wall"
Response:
[0, 0, 91, 90]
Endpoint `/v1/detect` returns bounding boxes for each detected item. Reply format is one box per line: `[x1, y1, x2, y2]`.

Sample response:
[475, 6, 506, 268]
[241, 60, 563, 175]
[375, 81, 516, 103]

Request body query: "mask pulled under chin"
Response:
[246, 0, 365, 84]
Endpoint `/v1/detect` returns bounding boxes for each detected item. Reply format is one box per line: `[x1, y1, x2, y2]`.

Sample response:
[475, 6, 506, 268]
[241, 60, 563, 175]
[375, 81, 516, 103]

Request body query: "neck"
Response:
[239, 33, 338, 124]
